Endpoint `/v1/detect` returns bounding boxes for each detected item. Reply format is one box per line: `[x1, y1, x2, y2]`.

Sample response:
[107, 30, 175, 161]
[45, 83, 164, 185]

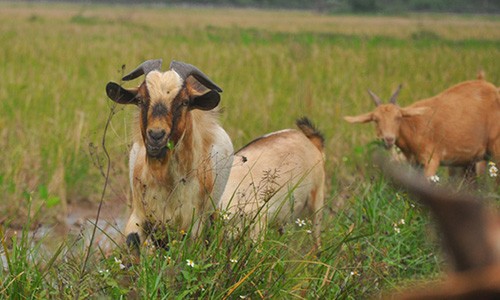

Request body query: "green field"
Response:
[0, 3, 499, 299]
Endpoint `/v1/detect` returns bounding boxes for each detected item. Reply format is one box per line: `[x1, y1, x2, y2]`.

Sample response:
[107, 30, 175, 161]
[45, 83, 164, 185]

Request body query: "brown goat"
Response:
[345, 80, 500, 178]
[106, 59, 234, 252]
[219, 117, 325, 248]
[377, 153, 500, 299]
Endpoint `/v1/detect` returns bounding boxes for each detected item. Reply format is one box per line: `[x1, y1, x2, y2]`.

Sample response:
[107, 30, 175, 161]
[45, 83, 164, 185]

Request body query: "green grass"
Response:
[0, 3, 499, 299]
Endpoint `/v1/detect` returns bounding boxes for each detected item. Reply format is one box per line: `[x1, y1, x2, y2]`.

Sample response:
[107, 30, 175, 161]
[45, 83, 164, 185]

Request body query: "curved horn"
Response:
[122, 59, 163, 81]
[169, 60, 222, 92]
[389, 84, 403, 104]
[367, 89, 382, 107]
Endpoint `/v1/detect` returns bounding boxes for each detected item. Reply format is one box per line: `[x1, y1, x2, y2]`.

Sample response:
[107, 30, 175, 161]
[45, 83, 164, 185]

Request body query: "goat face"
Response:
[106, 60, 222, 160]
[139, 71, 185, 159]
[344, 86, 429, 149]
[372, 104, 402, 148]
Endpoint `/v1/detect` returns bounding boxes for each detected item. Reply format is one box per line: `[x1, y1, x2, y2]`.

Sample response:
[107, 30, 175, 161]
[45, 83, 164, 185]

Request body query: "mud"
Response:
[1, 199, 129, 268]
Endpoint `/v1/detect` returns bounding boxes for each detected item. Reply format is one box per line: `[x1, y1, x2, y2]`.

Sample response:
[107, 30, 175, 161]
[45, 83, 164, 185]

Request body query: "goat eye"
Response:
[181, 100, 189, 107]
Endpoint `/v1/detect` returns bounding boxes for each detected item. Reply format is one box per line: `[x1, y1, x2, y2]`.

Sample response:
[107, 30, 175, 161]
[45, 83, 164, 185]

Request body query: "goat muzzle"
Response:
[146, 128, 169, 159]
[146, 144, 168, 159]
[383, 136, 396, 149]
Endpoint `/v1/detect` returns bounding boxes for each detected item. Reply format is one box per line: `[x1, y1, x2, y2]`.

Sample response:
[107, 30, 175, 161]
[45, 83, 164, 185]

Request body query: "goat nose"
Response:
[148, 129, 166, 142]
[384, 136, 395, 146]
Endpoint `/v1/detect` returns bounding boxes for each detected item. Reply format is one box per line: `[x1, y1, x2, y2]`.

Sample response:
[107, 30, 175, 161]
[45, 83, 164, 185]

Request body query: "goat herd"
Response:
[106, 59, 500, 298]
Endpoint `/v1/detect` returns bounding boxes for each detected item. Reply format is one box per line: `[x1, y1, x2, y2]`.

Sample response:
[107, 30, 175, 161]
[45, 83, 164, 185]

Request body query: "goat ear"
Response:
[344, 112, 373, 124]
[106, 82, 139, 105]
[401, 106, 430, 117]
[189, 90, 220, 111]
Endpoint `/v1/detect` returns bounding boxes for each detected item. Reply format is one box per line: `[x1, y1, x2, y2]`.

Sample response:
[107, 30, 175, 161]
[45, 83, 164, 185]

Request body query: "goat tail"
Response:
[296, 116, 325, 152]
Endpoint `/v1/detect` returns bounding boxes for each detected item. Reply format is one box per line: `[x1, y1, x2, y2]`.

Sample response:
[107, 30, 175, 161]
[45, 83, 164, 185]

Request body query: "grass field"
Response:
[0, 3, 499, 299]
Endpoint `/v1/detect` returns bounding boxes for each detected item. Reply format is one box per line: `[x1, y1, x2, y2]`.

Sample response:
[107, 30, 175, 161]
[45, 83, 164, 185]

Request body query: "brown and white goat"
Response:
[345, 80, 500, 179]
[377, 154, 500, 299]
[219, 117, 325, 248]
[106, 59, 234, 251]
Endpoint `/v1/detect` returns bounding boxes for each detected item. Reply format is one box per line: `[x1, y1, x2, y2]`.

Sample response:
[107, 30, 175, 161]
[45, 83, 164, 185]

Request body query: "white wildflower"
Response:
[393, 222, 401, 234]
[114, 257, 126, 270]
[429, 175, 440, 183]
[295, 218, 306, 227]
[306, 229, 312, 234]
[221, 210, 231, 220]
[186, 259, 195, 268]
[399, 219, 405, 225]
[488, 162, 498, 178]
[230, 258, 238, 263]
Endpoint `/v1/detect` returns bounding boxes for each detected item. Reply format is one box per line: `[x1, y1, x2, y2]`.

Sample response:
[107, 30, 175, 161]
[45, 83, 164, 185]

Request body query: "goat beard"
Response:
[146, 144, 168, 160]
[384, 143, 394, 150]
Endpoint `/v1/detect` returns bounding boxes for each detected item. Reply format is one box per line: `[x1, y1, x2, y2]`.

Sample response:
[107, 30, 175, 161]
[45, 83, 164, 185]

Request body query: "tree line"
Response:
[30, 0, 500, 14]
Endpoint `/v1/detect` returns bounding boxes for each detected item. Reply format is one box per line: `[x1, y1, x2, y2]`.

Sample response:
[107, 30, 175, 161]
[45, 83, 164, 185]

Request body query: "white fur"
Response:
[210, 126, 235, 206]
[129, 142, 140, 189]
[123, 69, 234, 244]
[220, 128, 324, 247]
[146, 71, 183, 101]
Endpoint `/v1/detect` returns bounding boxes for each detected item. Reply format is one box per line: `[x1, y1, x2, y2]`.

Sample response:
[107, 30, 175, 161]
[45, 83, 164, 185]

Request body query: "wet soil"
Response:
[1, 198, 129, 267]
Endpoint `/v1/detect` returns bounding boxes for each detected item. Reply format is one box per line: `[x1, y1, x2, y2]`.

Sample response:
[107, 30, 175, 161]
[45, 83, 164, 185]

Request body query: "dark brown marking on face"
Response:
[138, 83, 151, 142]
[151, 102, 168, 118]
[178, 120, 194, 173]
[168, 87, 190, 144]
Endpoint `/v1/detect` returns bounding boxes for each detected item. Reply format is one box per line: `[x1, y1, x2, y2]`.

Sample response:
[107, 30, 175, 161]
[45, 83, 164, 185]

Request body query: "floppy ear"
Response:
[189, 90, 220, 111]
[344, 112, 373, 124]
[401, 106, 430, 117]
[106, 82, 139, 105]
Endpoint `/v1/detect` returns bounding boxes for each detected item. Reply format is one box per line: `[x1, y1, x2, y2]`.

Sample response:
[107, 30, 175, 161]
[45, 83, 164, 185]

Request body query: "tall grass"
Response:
[0, 3, 498, 298]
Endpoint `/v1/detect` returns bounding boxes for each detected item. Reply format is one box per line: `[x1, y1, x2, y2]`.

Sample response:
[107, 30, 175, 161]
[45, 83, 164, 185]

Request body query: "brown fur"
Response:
[296, 117, 325, 151]
[345, 80, 500, 178]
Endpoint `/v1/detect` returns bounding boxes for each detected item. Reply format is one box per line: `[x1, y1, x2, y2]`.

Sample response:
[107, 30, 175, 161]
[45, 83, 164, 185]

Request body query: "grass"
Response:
[0, 2, 499, 299]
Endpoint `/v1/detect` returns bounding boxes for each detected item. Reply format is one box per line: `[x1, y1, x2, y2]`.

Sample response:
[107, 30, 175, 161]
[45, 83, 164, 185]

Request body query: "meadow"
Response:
[0, 2, 499, 299]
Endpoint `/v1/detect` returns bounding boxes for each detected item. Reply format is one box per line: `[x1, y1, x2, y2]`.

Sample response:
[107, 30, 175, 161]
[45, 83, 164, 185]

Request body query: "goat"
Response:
[376, 153, 500, 299]
[106, 59, 234, 252]
[448, 70, 489, 179]
[219, 117, 325, 248]
[344, 80, 500, 179]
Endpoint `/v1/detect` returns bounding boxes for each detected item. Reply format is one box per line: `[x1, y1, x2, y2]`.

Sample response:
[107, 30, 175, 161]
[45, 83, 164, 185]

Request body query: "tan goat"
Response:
[219, 117, 325, 248]
[377, 154, 500, 299]
[106, 59, 234, 252]
[345, 80, 500, 178]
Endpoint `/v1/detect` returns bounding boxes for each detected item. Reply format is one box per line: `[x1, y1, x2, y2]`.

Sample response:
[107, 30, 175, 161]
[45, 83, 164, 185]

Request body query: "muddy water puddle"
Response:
[1, 199, 128, 268]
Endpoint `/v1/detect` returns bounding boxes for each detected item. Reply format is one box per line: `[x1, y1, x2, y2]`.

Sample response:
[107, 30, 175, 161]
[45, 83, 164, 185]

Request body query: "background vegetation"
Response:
[0, 2, 499, 299]
[23, 0, 500, 14]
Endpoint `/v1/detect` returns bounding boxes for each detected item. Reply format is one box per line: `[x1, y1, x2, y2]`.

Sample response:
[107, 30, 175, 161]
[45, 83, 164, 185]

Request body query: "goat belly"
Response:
[439, 147, 486, 165]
